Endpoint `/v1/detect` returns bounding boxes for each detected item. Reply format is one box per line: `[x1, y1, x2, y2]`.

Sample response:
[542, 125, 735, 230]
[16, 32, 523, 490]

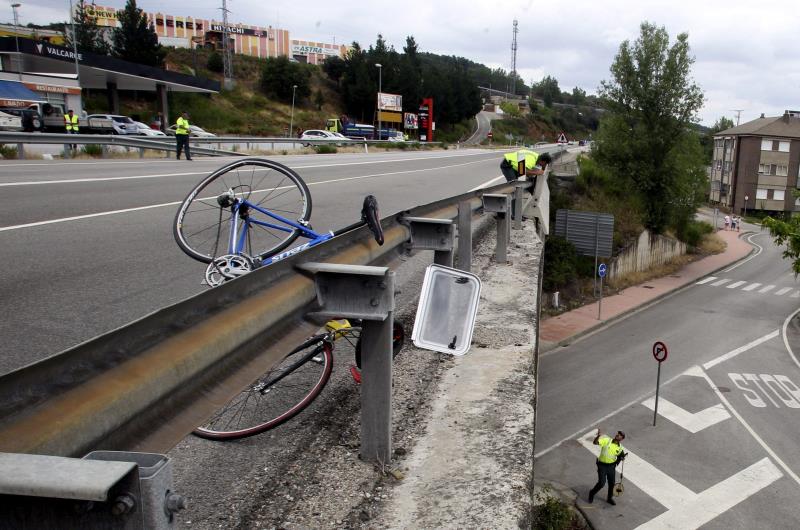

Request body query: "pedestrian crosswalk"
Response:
[696, 276, 800, 297]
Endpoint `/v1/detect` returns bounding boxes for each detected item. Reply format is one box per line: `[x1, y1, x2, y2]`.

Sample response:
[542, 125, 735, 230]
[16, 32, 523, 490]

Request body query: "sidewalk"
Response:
[539, 228, 755, 352]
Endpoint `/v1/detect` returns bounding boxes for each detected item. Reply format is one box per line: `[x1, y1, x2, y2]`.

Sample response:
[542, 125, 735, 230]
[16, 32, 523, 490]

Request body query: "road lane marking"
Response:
[0, 158, 494, 232]
[470, 175, 504, 190]
[726, 280, 747, 289]
[698, 367, 800, 487]
[775, 287, 793, 296]
[781, 307, 800, 371]
[635, 458, 782, 530]
[741, 282, 761, 291]
[792, 291, 800, 298]
[640, 398, 730, 433]
[695, 276, 717, 285]
[758, 285, 775, 293]
[710, 278, 731, 287]
[702, 330, 779, 370]
[0, 171, 206, 186]
[722, 232, 763, 272]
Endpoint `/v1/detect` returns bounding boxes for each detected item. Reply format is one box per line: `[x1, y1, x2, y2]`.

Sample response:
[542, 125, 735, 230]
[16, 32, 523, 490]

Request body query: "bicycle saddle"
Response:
[361, 195, 384, 245]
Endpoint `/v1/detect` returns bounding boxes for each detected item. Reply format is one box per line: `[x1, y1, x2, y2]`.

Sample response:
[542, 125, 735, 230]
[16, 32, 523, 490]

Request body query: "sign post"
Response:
[744, 195, 749, 218]
[597, 263, 606, 320]
[652, 341, 668, 426]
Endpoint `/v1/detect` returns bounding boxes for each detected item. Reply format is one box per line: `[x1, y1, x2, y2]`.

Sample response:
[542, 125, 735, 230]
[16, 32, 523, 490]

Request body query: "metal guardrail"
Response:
[0, 132, 440, 159]
[0, 176, 540, 458]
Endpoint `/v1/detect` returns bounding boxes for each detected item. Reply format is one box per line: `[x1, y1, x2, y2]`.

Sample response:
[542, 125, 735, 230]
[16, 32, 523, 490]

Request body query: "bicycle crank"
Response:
[204, 254, 254, 287]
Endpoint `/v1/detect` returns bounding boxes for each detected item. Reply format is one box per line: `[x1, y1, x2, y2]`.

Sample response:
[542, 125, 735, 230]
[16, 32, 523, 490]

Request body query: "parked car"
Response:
[300, 129, 339, 146]
[0, 107, 39, 131]
[132, 121, 166, 136]
[166, 124, 216, 137]
[0, 110, 23, 131]
[87, 114, 137, 135]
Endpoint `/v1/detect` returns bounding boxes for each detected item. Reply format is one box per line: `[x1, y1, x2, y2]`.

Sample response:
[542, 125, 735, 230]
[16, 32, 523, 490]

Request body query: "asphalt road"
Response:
[0, 149, 507, 375]
[535, 230, 800, 528]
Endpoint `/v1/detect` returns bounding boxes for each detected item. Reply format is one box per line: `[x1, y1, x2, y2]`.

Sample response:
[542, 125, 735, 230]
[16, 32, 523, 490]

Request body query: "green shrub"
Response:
[533, 485, 583, 530]
[315, 144, 337, 154]
[0, 144, 18, 159]
[207, 51, 223, 73]
[676, 219, 713, 248]
[543, 236, 579, 292]
[82, 144, 104, 157]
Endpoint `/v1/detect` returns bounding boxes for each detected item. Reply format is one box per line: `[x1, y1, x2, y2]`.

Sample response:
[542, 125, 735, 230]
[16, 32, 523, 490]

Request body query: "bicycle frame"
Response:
[228, 197, 334, 266]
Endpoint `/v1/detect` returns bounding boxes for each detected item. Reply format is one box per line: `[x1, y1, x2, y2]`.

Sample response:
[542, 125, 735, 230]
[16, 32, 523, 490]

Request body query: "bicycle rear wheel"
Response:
[174, 158, 312, 264]
[194, 339, 333, 440]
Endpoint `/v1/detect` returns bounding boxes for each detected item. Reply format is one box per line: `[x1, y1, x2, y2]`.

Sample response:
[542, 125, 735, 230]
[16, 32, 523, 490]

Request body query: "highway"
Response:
[535, 231, 800, 528]
[0, 149, 506, 375]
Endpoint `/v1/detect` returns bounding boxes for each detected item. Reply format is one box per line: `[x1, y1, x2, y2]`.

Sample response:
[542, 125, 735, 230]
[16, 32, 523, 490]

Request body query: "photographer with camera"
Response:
[588, 428, 627, 505]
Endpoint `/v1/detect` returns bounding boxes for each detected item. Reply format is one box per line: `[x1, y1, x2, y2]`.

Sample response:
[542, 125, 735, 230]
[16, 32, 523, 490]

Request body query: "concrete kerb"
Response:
[539, 231, 758, 354]
[533, 479, 592, 528]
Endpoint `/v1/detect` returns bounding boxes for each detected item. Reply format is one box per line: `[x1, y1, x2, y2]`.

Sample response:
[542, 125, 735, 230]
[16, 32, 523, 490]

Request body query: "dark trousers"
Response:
[590, 461, 616, 500]
[500, 159, 518, 182]
[176, 134, 192, 160]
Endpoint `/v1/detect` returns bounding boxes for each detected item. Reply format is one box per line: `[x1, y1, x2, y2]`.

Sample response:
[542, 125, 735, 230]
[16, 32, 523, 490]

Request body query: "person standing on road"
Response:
[588, 428, 627, 505]
[175, 111, 192, 161]
[64, 109, 79, 152]
[500, 150, 551, 183]
[724, 214, 731, 231]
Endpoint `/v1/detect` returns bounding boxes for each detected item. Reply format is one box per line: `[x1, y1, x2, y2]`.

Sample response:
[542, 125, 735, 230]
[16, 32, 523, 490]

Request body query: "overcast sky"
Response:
[15, 0, 800, 126]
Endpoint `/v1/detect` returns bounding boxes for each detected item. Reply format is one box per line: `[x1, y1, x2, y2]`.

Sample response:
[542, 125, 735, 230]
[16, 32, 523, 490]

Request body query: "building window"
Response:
[762, 139, 773, 151]
[756, 188, 768, 199]
[774, 190, 786, 201]
[779, 141, 790, 152]
[777, 165, 788, 176]
[715, 139, 723, 148]
[759, 163, 768, 174]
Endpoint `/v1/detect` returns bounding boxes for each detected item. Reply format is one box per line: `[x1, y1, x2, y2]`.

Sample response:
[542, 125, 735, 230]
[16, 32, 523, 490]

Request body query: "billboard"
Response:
[404, 113, 418, 129]
[378, 92, 402, 112]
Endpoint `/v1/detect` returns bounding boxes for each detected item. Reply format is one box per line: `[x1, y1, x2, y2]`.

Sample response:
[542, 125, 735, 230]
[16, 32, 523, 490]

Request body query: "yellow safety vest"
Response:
[64, 114, 79, 132]
[175, 117, 190, 135]
[504, 150, 539, 175]
[597, 436, 624, 464]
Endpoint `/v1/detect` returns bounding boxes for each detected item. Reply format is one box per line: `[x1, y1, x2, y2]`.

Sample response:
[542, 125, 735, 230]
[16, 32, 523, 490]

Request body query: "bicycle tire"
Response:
[173, 158, 312, 264]
[193, 340, 333, 440]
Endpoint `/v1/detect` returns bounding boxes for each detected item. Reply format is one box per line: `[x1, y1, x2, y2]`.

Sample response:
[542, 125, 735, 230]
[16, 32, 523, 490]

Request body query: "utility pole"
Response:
[731, 109, 744, 126]
[220, 0, 234, 89]
[510, 19, 518, 97]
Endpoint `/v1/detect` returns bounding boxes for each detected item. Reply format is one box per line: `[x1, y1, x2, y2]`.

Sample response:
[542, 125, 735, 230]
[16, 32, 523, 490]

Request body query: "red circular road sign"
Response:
[653, 341, 668, 362]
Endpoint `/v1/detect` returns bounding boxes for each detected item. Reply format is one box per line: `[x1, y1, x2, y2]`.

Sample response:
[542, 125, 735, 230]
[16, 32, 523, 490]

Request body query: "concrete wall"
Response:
[608, 230, 686, 281]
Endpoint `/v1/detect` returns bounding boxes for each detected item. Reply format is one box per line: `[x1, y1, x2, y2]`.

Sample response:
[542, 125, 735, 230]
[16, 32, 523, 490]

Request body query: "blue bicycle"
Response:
[173, 158, 383, 286]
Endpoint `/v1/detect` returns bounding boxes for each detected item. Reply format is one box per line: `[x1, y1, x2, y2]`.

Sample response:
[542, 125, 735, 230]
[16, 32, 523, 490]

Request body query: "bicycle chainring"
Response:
[204, 254, 254, 287]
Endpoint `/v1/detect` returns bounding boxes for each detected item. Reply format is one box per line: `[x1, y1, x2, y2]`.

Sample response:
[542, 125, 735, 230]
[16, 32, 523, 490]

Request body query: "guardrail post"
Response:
[16, 143, 24, 160]
[139, 147, 145, 159]
[457, 201, 472, 272]
[363, 140, 368, 154]
[403, 217, 455, 267]
[483, 193, 511, 264]
[63, 144, 71, 159]
[513, 182, 525, 230]
[101, 145, 108, 159]
[298, 263, 395, 464]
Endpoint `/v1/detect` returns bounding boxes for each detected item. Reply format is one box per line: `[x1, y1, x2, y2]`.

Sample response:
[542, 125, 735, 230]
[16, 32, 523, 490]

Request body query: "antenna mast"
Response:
[221, 0, 234, 88]
[510, 19, 518, 96]
[730, 109, 743, 125]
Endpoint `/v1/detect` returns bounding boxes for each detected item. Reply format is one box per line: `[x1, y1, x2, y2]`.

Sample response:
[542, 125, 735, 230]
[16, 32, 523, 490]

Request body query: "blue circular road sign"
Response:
[598, 263, 607, 278]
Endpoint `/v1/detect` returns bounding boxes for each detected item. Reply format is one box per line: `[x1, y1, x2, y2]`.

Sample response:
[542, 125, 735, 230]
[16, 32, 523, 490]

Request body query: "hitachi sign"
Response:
[35, 43, 83, 61]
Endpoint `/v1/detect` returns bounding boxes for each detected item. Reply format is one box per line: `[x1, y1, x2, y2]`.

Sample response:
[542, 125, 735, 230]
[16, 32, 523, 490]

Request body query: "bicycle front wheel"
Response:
[174, 158, 312, 264]
[194, 341, 333, 440]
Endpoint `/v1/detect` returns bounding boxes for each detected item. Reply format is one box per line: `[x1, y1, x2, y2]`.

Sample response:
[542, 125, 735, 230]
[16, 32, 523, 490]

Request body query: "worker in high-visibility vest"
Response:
[175, 111, 192, 161]
[500, 149, 551, 183]
[588, 428, 627, 505]
[64, 110, 79, 134]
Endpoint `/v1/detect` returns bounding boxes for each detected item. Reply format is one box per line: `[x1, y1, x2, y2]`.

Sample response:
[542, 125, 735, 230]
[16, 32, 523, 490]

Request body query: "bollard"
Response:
[552, 291, 560, 308]
[456, 201, 473, 272]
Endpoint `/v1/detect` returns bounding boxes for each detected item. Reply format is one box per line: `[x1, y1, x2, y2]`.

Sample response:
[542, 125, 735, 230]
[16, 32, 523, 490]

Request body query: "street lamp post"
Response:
[11, 3, 21, 81]
[375, 63, 382, 140]
[744, 194, 749, 219]
[289, 84, 298, 139]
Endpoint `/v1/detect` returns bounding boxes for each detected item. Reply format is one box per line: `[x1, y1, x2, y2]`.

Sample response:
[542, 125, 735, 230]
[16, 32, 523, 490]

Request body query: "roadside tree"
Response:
[112, 0, 164, 67]
[260, 56, 311, 103]
[594, 22, 705, 234]
[64, 0, 109, 55]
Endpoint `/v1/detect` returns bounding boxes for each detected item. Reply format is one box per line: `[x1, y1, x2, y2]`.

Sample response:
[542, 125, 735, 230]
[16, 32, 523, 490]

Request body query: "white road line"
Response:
[741, 282, 761, 291]
[0, 151, 498, 186]
[775, 287, 793, 296]
[710, 278, 731, 287]
[759, 285, 776, 294]
[0, 158, 492, 232]
[640, 398, 730, 433]
[695, 277, 717, 285]
[726, 280, 747, 289]
[722, 232, 763, 272]
[697, 367, 800, 487]
[534, 370, 687, 459]
[469, 174, 504, 191]
[702, 330, 779, 370]
[635, 458, 782, 530]
[781, 308, 800, 371]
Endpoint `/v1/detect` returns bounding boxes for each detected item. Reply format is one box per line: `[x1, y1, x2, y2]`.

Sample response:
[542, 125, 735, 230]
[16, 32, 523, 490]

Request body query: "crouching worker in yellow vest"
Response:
[500, 149, 551, 183]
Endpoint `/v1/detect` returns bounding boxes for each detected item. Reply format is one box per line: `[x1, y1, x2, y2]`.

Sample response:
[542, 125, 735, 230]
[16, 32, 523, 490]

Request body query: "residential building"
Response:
[710, 111, 800, 216]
